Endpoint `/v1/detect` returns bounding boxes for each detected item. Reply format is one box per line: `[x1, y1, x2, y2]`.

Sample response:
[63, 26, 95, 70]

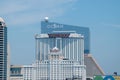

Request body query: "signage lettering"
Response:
[47, 24, 63, 29]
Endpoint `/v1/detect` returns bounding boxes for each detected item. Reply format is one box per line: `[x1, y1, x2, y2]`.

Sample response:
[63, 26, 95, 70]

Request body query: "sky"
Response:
[0, 0, 120, 75]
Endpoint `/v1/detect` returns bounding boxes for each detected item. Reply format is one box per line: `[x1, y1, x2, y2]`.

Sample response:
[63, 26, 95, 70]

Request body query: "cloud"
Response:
[0, 0, 78, 26]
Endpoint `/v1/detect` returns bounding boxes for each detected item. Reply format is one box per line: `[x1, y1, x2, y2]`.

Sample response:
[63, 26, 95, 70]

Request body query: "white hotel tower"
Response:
[35, 32, 86, 80]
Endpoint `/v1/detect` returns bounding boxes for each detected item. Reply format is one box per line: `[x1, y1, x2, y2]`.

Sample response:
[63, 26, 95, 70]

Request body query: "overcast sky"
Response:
[0, 0, 120, 75]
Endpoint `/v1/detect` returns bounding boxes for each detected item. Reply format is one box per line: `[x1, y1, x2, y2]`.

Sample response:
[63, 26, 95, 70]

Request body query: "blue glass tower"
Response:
[0, 18, 7, 80]
[41, 21, 90, 54]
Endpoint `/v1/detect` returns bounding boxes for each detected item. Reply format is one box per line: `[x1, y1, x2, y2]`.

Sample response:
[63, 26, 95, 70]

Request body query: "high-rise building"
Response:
[9, 19, 104, 80]
[35, 33, 84, 62]
[40, 20, 104, 79]
[0, 17, 7, 80]
[35, 33, 86, 80]
[41, 21, 90, 54]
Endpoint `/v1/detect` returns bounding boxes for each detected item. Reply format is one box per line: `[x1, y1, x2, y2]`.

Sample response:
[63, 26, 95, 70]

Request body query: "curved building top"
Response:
[0, 17, 5, 22]
[0, 17, 6, 27]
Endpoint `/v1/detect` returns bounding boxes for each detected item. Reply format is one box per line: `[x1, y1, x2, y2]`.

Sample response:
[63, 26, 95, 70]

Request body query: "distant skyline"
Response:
[0, 0, 120, 75]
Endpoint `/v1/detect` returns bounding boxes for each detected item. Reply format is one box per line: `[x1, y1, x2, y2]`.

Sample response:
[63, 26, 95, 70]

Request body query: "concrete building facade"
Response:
[35, 33, 86, 80]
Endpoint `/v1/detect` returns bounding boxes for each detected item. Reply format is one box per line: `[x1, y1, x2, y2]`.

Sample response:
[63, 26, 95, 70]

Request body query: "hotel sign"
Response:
[41, 21, 90, 54]
[47, 23, 63, 29]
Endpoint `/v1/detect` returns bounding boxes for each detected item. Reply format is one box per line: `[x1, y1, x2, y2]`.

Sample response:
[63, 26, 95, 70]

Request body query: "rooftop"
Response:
[0, 17, 5, 22]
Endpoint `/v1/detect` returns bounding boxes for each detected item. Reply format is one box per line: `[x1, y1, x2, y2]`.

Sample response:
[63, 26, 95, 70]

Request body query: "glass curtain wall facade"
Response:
[0, 19, 7, 80]
[41, 21, 90, 54]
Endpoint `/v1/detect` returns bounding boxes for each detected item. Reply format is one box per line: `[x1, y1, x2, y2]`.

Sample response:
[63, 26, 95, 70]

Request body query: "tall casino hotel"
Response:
[39, 19, 104, 79]
[9, 18, 104, 80]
